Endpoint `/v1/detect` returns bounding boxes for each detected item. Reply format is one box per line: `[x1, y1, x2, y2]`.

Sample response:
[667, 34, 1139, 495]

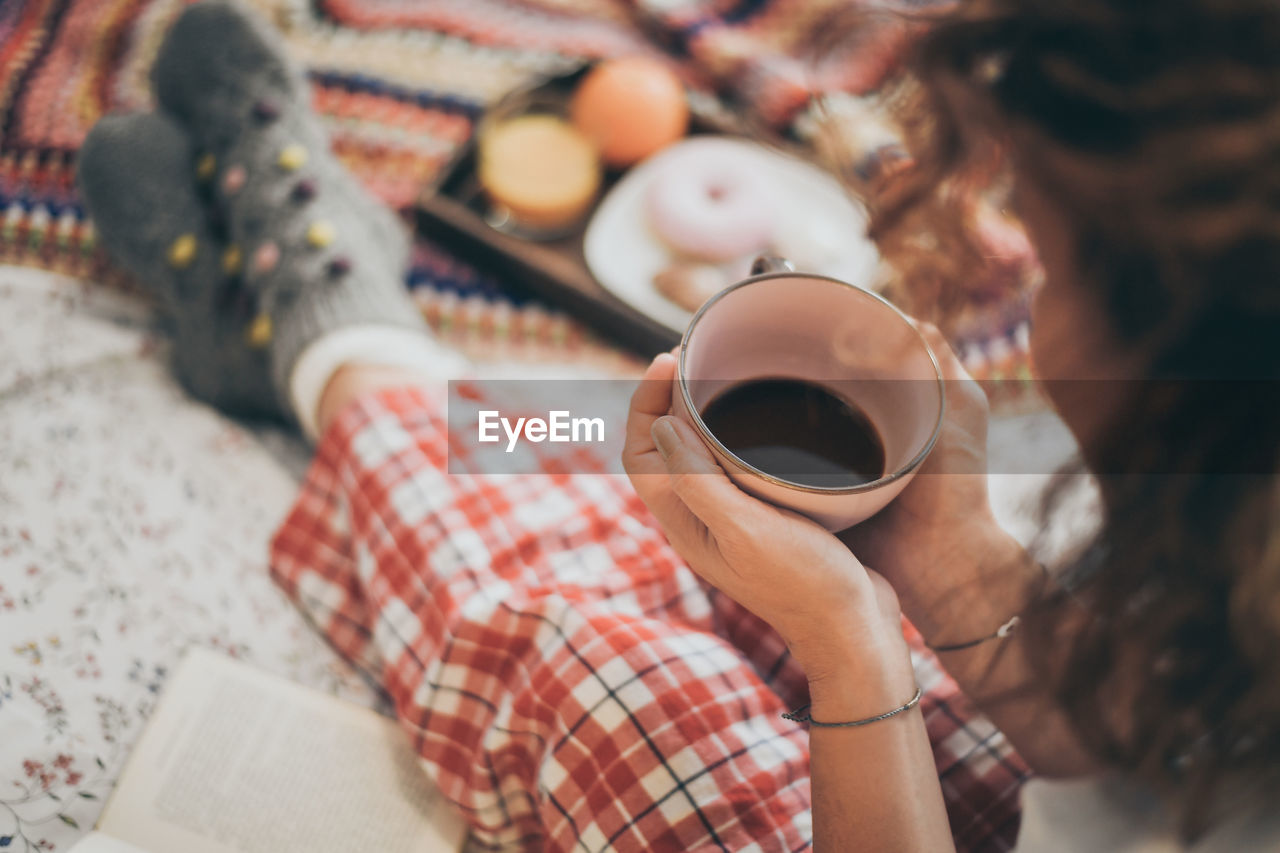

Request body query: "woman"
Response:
[628, 1, 1280, 847]
[79, 0, 1278, 849]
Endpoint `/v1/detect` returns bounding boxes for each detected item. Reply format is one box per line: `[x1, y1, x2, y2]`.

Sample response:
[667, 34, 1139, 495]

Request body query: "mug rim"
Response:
[677, 270, 948, 496]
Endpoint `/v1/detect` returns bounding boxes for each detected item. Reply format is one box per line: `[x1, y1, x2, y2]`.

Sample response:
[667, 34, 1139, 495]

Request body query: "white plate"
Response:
[583, 136, 880, 336]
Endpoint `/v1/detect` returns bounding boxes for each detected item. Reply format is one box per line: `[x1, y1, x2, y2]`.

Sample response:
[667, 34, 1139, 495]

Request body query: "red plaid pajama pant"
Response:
[269, 386, 1029, 851]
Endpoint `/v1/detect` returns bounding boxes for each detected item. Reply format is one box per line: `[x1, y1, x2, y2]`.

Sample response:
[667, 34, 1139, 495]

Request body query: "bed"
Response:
[0, 1, 1096, 849]
[0, 266, 385, 850]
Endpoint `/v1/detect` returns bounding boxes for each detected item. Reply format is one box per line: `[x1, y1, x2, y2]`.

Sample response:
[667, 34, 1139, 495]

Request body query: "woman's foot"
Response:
[78, 105, 430, 429]
[78, 112, 282, 418]
[143, 0, 423, 407]
[79, 1, 456, 434]
[150, 0, 407, 268]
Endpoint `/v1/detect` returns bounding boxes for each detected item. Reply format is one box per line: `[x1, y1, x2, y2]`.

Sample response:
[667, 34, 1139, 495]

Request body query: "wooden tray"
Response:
[413, 66, 772, 358]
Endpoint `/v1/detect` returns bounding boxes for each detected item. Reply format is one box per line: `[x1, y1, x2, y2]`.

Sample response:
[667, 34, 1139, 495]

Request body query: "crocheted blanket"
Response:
[0, 0, 932, 365]
[1, 0, 1040, 399]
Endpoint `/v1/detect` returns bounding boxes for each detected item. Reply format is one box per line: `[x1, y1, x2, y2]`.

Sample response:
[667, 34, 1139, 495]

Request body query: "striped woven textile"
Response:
[0, 0, 945, 369]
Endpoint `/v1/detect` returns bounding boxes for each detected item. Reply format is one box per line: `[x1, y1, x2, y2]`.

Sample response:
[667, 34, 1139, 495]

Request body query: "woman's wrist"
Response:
[893, 522, 1041, 647]
[787, 604, 916, 715]
[803, 634, 917, 723]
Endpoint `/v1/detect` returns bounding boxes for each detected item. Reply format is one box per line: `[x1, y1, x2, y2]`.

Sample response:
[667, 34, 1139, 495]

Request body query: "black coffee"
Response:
[699, 378, 886, 488]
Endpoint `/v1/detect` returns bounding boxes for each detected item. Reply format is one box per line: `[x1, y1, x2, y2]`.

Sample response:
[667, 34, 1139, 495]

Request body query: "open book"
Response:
[71, 648, 468, 853]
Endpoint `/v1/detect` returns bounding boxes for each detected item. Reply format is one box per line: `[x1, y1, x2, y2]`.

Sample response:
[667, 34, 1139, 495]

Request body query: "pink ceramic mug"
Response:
[671, 257, 946, 532]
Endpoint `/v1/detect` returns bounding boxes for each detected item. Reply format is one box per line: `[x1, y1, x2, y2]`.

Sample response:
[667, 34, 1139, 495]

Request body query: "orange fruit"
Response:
[570, 57, 689, 168]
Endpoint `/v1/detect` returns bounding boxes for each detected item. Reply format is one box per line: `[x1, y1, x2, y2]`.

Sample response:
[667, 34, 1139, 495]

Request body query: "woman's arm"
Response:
[890, 521, 1096, 778]
[840, 324, 1095, 777]
[807, 627, 955, 853]
[624, 354, 954, 850]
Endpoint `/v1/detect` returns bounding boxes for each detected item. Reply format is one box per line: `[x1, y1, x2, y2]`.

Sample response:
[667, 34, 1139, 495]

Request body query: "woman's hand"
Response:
[837, 324, 1022, 636]
[625, 355, 956, 852]
[622, 353, 910, 688]
[833, 328, 1094, 777]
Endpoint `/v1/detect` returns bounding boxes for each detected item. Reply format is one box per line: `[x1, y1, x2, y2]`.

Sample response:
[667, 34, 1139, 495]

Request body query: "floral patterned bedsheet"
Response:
[0, 266, 380, 852]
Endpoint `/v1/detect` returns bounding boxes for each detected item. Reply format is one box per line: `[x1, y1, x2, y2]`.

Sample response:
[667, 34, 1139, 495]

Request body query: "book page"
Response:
[97, 648, 467, 853]
[66, 831, 149, 853]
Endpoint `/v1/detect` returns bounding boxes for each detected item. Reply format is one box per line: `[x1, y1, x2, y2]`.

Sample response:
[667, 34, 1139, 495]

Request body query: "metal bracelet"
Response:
[782, 685, 923, 728]
[926, 615, 1021, 654]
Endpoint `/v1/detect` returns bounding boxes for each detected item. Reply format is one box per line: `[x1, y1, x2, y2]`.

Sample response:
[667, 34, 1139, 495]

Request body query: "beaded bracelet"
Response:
[926, 615, 1021, 654]
[782, 685, 923, 728]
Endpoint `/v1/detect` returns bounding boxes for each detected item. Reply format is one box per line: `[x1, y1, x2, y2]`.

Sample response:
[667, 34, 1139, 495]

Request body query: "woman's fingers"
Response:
[919, 322, 983, 388]
[651, 415, 765, 539]
[630, 352, 677, 417]
[916, 321, 990, 433]
[623, 353, 677, 478]
[917, 322, 963, 376]
[622, 353, 718, 564]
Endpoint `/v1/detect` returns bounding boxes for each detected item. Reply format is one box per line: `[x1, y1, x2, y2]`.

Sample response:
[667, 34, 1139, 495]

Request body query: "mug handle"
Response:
[750, 255, 796, 276]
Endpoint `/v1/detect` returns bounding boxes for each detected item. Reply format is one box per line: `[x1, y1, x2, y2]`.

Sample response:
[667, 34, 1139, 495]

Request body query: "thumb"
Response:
[651, 416, 765, 533]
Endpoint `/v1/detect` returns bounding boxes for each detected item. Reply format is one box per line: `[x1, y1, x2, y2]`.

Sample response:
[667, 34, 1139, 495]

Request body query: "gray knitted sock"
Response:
[149, 0, 424, 404]
[151, 0, 408, 268]
[77, 112, 282, 419]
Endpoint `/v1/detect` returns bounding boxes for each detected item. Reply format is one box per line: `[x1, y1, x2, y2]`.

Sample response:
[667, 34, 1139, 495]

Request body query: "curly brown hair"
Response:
[872, 0, 1280, 837]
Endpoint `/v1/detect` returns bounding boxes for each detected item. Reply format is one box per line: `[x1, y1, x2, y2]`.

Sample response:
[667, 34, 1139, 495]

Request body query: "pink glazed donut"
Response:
[645, 143, 777, 262]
